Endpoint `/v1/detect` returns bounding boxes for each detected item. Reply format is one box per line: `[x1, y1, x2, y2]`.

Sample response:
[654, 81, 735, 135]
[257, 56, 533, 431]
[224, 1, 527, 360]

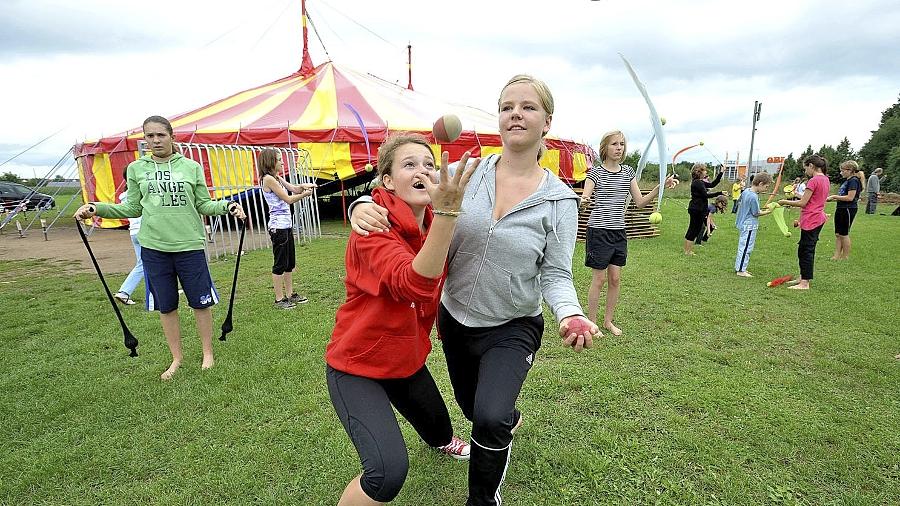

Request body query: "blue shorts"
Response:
[141, 247, 218, 313]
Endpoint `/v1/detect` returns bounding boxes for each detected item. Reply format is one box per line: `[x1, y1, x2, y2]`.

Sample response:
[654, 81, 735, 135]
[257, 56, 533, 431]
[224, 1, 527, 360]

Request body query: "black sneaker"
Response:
[273, 298, 296, 309]
[288, 293, 308, 304]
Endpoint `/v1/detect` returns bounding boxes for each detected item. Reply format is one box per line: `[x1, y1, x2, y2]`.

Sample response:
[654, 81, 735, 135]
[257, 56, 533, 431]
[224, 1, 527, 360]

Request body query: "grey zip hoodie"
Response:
[441, 155, 583, 327]
[350, 155, 585, 327]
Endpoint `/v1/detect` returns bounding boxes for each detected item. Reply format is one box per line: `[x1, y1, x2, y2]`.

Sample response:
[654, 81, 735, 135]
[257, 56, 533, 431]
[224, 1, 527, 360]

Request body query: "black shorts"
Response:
[685, 209, 707, 241]
[585, 227, 627, 269]
[269, 227, 296, 274]
[834, 207, 857, 236]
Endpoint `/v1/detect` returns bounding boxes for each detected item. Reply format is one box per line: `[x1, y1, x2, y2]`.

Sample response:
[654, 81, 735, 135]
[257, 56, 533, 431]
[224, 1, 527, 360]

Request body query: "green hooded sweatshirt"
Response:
[95, 153, 229, 252]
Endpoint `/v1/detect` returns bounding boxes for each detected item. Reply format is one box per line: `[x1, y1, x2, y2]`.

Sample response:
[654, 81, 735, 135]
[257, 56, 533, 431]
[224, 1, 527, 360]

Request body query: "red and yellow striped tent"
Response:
[75, 61, 595, 227]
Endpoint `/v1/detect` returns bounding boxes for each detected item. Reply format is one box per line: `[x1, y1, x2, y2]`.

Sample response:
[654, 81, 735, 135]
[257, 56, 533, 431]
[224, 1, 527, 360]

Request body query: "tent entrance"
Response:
[137, 141, 321, 261]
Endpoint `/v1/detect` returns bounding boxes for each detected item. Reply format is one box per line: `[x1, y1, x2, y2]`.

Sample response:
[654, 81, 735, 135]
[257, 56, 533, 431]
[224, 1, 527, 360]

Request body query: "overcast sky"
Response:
[1, 0, 898, 178]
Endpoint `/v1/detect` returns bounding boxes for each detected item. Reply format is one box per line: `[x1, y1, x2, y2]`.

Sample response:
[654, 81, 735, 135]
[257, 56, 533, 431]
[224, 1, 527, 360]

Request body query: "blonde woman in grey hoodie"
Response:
[350, 75, 598, 506]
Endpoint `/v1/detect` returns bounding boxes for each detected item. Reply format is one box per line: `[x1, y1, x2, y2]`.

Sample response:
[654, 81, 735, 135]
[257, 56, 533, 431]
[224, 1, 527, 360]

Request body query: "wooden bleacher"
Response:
[574, 187, 660, 240]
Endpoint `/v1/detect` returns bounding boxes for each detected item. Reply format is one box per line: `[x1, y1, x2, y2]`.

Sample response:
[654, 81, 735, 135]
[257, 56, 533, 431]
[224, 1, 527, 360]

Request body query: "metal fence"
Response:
[139, 142, 321, 260]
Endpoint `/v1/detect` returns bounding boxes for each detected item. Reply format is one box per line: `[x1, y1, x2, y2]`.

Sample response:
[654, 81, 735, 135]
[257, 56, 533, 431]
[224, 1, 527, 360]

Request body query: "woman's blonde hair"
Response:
[598, 130, 626, 163]
[376, 132, 434, 184]
[839, 160, 858, 172]
[499, 74, 554, 161]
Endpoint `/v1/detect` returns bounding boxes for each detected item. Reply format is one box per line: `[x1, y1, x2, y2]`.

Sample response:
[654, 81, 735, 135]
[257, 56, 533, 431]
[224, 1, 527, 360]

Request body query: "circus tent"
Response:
[74, 5, 595, 228]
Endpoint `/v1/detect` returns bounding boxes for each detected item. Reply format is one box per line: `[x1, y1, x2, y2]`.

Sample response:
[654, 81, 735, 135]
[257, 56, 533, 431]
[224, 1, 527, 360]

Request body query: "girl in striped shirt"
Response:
[580, 130, 675, 335]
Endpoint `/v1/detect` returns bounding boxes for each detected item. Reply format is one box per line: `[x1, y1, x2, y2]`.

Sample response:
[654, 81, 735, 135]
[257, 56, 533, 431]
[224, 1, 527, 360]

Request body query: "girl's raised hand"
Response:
[419, 151, 480, 214]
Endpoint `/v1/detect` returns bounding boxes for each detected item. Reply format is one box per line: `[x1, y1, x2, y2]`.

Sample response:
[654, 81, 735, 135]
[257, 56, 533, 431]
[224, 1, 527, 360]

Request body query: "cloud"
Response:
[1, 0, 898, 178]
[466, 0, 900, 85]
[0, 0, 293, 58]
[0, 1, 173, 57]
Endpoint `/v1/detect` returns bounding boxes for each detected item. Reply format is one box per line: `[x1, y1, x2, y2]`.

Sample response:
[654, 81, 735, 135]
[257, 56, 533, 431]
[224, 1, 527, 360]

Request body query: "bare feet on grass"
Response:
[160, 361, 181, 380]
[604, 321, 623, 336]
[788, 282, 810, 290]
[201, 355, 215, 370]
[511, 412, 524, 435]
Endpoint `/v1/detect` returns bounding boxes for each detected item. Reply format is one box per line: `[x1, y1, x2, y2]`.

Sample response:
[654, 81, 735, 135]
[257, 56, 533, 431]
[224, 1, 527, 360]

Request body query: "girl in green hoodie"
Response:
[75, 115, 246, 380]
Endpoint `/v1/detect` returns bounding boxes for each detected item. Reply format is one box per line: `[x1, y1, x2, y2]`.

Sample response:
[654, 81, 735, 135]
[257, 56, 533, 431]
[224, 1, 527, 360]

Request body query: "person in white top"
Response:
[258, 149, 316, 308]
[114, 183, 144, 306]
[794, 177, 807, 199]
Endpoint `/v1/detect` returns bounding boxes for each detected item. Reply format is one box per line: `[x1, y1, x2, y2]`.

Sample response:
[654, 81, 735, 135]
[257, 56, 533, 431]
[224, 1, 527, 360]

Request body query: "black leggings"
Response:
[326, 365, 454, 502]
[438, 304, 543, 506]
[685, 209, 707, 241]
[798, 224, 823, 280]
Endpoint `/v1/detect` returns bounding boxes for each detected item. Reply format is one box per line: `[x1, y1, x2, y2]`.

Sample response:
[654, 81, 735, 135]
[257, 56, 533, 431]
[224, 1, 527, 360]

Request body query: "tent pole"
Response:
[341, 177, 346, 227]
[299, 0, 314, 75]
[407, 43, 414, 91]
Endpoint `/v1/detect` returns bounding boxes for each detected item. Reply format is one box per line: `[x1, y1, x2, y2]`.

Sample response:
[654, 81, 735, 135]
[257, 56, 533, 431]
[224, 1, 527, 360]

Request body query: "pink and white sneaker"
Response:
[436, 435, 470, 461]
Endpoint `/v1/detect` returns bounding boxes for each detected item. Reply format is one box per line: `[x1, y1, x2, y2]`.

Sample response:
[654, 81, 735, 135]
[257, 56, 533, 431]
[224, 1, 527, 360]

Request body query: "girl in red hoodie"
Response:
[326, 133, 479, 505]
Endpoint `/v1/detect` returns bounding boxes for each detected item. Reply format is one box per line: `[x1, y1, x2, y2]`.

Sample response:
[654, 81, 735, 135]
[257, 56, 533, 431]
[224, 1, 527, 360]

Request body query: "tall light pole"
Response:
[747, 101, 762, 179]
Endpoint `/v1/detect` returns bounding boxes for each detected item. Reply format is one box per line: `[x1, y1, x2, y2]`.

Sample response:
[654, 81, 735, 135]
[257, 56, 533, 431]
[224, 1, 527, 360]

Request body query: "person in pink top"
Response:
[779, 154, 830, 290]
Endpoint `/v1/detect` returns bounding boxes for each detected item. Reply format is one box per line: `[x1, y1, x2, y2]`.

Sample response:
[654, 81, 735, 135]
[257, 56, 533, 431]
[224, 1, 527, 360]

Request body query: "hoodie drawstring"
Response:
[550, 200, 560, 243]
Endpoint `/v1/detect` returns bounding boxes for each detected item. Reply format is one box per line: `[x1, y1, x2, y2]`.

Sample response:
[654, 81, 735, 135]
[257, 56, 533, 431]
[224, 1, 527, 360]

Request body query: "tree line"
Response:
[1, 173, 69, 187]
[621, 93, 900, 192]
[760, 94, 899, 190]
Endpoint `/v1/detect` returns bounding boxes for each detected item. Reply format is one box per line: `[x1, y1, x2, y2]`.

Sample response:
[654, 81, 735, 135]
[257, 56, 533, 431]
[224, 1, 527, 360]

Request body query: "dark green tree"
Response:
[835, 137, 855, 163]
[623, 149, 641, 169]
[783, 153, 800, 181]
[796, 145, 815, 172]
[878, 94, 900, 125]
[642, 163, 660, 183]
[818, 144, 838, 176]
[859, 94, 900, 177]
[884, 145, 900, 192]
[1, 171, 22, 183]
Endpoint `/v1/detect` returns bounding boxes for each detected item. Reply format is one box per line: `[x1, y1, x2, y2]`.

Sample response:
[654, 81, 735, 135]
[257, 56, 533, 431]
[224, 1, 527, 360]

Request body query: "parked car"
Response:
[0, 182, 56, 211]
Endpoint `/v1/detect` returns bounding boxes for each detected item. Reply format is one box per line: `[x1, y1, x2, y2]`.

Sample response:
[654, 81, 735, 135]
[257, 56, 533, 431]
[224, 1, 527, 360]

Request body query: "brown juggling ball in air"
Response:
[432, 114, 462, 143]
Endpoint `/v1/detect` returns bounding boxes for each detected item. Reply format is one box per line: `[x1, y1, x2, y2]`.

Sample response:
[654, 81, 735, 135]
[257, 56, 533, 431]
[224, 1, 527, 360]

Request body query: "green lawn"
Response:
[1, 198, 898, 505]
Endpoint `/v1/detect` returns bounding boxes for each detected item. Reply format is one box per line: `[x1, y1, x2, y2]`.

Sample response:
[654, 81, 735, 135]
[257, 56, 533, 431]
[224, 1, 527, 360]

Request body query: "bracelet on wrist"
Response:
[433, 209, 462, 217]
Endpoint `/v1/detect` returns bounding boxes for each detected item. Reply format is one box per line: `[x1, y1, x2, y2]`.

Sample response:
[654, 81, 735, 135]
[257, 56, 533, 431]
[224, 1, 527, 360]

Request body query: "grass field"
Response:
[1, 197, 898, 505]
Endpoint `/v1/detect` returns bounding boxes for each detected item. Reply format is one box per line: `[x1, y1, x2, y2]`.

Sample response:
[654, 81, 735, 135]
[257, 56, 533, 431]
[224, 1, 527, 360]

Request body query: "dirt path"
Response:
[0, 224, 136, 274]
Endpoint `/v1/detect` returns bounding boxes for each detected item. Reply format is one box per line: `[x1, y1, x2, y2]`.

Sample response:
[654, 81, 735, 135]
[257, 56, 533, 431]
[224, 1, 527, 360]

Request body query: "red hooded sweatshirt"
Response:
[325, 188, 443, 379]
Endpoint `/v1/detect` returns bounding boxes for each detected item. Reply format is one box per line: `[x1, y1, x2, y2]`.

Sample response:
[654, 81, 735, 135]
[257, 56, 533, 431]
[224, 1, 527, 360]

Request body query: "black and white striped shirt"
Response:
[586, 163, 635, 230]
